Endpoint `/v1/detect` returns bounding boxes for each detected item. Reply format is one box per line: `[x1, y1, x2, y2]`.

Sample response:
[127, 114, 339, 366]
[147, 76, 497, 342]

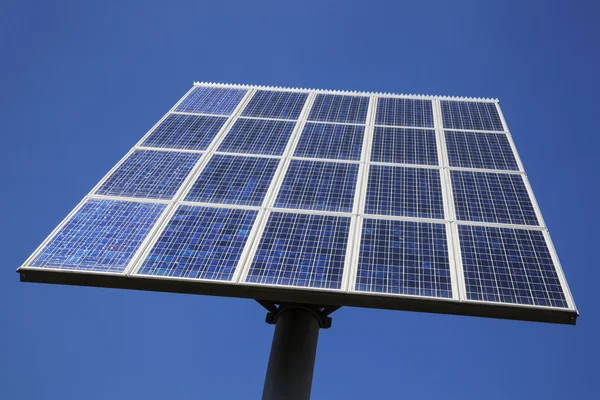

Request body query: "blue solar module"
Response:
[137, 206, 258, 281]
[246, 212, 351, 289]
[307, 94, 370, 124]
[371, 127, 438, 166]
[375, 98, 434, 128]
[441, 101, 504, 131]
[241, 90, 308, 120]
[445, 131, 519, 171]
[451, 171, 538, 226]
[294, 123, 365, 161]
[365, 165, 444, 219]
[274, 160, 359, 213]
[185, 155, 280, 206]
[356, 219, 451, 298]
[96, 150, 200, 200]
[217, 118, 296, 156]
[142, 114, 228, 151]
[176, 86, 247, 115]
[458, 225, 567, 307]
[29, 199, 165, 273]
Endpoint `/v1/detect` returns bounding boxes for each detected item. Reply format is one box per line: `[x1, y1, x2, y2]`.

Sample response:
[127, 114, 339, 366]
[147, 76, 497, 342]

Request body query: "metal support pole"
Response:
[261, 304, 333, 400]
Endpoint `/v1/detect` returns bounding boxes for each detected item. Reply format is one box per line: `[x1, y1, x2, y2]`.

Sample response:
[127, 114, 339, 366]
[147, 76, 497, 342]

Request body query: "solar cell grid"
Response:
[30, 199, 165, 273]
[370, 127, 438, 165]
[96, 150, 200, 200]
[458, 225, 567, 307]
[365, 165, 444, 219]
[241, 90, 308, 120]
[357, 219, 452, 298]
[274, 160, 359, 213]
[142, 114, 228, 151]
[217, 118, 296, 156]
[375, 98, 434, 128]
[246, 212, 351, 289]
[185, 155, 280, 206]
[294, 123, 365, 161]
[451, 171, 538, 226]
[445, 130, 519, 171]
[137, 206, 258, 281]
[441, 101, 503, 131]
[176, 86, 247, 115]
[307, 94, 370, 124]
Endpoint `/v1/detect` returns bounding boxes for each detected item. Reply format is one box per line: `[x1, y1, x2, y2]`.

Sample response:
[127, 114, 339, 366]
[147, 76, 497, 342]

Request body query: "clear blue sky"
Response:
[2, 1, 598, 398]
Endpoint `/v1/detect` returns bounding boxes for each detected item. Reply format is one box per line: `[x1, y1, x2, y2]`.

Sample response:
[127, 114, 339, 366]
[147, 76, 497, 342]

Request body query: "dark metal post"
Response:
[261, 304, 332, 400]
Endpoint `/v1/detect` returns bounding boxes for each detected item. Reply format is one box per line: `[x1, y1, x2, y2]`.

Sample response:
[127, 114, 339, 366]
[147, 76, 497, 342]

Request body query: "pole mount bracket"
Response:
[257, 301, 340, 329]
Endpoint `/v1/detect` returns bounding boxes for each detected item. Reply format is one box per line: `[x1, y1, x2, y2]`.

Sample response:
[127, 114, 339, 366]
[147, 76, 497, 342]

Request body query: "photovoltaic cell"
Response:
[275, 160, 359, 213]
[441, 101, 503, 131]
[451, 171, 538, 226]
[375, 98, 434, 128]
[246, 212, 351, 289]
[294, 123, 365, 161]
[96, 150, 200, 200]
[458, 225, 567, 307]
[185, 155, 280, 206]
[445, 131, 519, 171]
[29, 199, 165, 273]
[357, 219, 451, 298]
[142, 114, 227, 151]
[371, 127, 438, 166]
[176, 86, 247, 115]
[217, 118, 296, 156]
[307, 94, 369, 124]
[241, 90, 308, 120]
[365, 165, 444, 219]
[137, 206, 258, 281]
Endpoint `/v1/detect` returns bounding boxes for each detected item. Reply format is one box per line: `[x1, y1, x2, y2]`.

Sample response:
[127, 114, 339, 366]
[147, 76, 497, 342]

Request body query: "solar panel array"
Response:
[20, 83, 576, 323]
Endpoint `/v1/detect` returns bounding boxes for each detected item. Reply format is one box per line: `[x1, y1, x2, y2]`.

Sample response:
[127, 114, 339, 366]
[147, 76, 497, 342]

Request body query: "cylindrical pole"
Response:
[262, 306, 321, 400]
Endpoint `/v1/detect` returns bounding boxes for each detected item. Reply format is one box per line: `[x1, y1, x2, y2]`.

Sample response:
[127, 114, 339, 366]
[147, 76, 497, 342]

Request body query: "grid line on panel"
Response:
[246, 212, 351, 289]
[274, 159, 359, 213]
[137, 206, 258, 281]
[185, 155, 281, 206]
[307, 94, 370, 124]
[95, 150, 201, 200]
[217, 118, 297, 156]
[441, 101, 504, 131]
[458, 225, 567, 307]
[29, 199, 166, 273]
[241, 90, 309, 120]
[371, 127, 438, 166]
[294, 123, 365, 161]
[445, 130, 519, 171]
[451, 171, 539, 226]
[141, 114, 228, 151]
[176, 86, 247, 115]
[356, 219, 452, 298]
[365, 165, 444, 219]
[375, 98, 434, 128]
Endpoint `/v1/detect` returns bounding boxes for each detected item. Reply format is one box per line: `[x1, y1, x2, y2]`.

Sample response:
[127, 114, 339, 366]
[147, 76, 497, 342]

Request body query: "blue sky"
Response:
[2, 1, 598, 398]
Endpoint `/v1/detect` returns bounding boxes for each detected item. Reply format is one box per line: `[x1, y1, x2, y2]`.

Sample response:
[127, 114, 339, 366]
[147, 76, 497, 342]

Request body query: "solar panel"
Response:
[375, 97, 434, 128]
[445, 130, 519, 171]
[370, 127, 438, 166]
[441, 101, 504, 131]
[185, 155, 280, 206]
[294, 123, 365, 161]
[274, 160, 359, 213]
[451, 171, 538, 226]
[142, 114, 228, 151]
[217, 118, 296, 156]
[96, 150, 201, 200]
[241, 90, 308, 120]
[20, 83, 577, 325]
[307, 94, 370, 124]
